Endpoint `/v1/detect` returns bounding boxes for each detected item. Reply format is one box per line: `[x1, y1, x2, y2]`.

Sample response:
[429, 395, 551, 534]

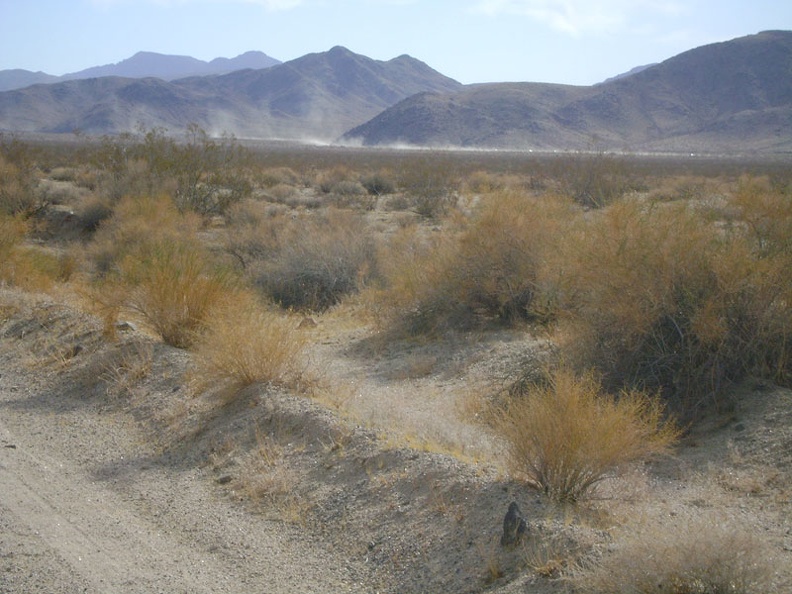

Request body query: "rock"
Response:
[500, 501, 527, 547]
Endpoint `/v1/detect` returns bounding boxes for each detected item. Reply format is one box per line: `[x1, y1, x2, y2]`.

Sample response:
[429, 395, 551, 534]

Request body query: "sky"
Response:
[1, 0, 791, 86]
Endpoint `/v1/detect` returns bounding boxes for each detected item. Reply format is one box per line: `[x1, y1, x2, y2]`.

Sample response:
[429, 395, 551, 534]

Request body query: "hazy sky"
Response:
[1, 0, 791, 85]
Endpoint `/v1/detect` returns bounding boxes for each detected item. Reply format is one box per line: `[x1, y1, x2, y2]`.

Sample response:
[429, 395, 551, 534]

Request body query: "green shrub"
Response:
[89, 126, 252, 215]
[496, 369, 678, 502]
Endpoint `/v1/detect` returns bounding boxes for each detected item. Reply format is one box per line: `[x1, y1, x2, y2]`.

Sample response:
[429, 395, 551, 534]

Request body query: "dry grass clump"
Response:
[192, 291, 305, 391]
[255, 208, 377, 311]
[570, 514, 780, 593]
[0, 152, 39, 215]
[87, 194, 233, 347]
[123, 241, 235, 348]
[375, 190, 571, 335]
[0, 214, 73, 291]
[88, 194, 202, 278]
[495, 369, 678, 502]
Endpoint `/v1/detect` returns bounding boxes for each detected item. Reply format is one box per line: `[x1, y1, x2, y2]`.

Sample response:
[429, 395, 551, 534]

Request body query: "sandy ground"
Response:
[1, 289, 791, 593]
[0, 325, 370, 593]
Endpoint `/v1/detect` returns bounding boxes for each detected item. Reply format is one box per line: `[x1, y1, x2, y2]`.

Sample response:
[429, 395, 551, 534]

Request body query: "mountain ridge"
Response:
[0, 50, 281, 92]
[0, 46, 461, 140]
[343, 30, 792, 153]
[1, 33, 790, 153]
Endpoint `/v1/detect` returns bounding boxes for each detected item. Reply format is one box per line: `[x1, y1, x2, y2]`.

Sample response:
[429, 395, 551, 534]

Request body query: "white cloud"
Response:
[471, 0, 685, 36]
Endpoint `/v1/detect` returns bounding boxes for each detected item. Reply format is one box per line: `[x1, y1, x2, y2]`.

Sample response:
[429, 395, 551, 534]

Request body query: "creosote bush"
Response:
[550, 149, 638, 208]
[558, 197, 792, 415]
[375, 190, 571, 335]
[496, 369, 678, 502]
[89, 126, 252, 214]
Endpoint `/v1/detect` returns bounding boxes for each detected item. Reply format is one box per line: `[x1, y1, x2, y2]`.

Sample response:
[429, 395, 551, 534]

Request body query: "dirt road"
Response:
[0, 369, 370, 593]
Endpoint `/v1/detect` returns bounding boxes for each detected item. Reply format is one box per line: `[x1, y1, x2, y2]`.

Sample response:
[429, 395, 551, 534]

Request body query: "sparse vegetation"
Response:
[192, 291, 306, 391]
[557, 195, 792, 416]
[570, 514, 778, 593]
[495, 368, 679, 502]
[2, 135, 792, 593]
[255, 208, 377, 311]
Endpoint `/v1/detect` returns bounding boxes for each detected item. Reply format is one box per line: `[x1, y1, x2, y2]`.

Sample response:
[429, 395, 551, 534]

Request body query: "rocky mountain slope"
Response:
[0, 46, 461, 140]
[343, 31, 792, 153]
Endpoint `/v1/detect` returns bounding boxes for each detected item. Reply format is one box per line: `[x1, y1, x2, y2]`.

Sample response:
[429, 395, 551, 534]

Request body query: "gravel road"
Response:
[0, 367, 371, 593]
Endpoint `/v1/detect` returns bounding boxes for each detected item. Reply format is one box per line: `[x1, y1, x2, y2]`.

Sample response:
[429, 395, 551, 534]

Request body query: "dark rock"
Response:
[500, 501, 527, 547]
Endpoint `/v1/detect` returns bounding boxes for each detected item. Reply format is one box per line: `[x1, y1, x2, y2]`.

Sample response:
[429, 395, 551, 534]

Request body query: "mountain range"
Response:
[344, 30, 792, 153]
[0, 46, 461, 141]
[1, 31, 791, 153]
[0, 51, 281, 92]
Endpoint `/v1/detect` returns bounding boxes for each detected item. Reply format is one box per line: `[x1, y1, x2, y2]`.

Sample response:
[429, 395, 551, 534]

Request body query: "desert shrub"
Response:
[224, 201, 287, 270]
[192, 291, 305, 390]
[256, 209, 377, 311]
[0, 153, 39, 216]
[48, 167, 78, 182]
[122, 240, 235, 348]
[317, 166, 355, 194]
[496, 369, 678, 502]
[376, 190, 571, 335]
[0, 214, 33, 286]
[730, 175, 792, 258]
[559, 198, 792, 414]
[88, 194, 201, 278]
[551, 150, 635, 208]
[263, 183, 298, 203]
[89, 126, 252, 214]
[361, 170, 396, 196]
[570, 514, 778, 593]
[399, 156, 459, 218]
[325, 179, 376, 210]
[87, 194, 229, 347]
[0, 213, 74, 291]
[256, 167, 300, 188]
[77, 195, 114, 234]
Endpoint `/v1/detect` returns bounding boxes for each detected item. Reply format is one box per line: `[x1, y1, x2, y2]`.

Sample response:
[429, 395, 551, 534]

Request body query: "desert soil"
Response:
[1, 288, 791, 593]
